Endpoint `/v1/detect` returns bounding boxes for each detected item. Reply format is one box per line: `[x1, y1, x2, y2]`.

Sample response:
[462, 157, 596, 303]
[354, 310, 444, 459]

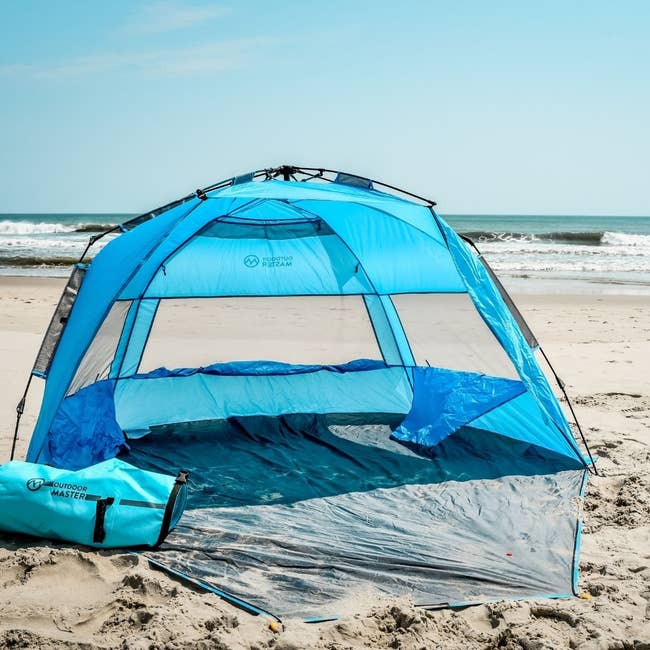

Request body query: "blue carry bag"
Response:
[0, 458, 188, 548]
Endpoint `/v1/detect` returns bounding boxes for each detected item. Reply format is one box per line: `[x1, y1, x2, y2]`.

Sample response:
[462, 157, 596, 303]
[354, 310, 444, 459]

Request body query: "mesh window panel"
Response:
[32, 265, 86, 377]
[138, 296, 382, 372]
[390, 293, 519, 379]
[479, 257, 538, 348]
[67, 300, 132, 395]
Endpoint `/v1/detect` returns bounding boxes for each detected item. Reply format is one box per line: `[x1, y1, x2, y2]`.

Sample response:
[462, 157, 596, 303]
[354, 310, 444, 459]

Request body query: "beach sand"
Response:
[0, 276, 648, 649]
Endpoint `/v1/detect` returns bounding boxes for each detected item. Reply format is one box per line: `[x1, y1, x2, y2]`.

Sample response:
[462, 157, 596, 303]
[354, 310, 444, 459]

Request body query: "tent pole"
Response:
[539, 347, 598, 475]
[10, 374, 33, 461]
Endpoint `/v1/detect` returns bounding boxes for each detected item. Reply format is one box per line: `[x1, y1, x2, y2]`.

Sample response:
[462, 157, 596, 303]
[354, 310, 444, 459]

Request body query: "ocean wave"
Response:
[1, 237, 88, 249]
[601, 231, 650, 247]
[73, 223, 118, 233]
[478, 243, 650, 258]
[0, 220, 115, 235]
[0, 220, 76, 235]
[492, 260, 650, 273]
[0, 255, 79, 267]
[462, 230, 650, 246]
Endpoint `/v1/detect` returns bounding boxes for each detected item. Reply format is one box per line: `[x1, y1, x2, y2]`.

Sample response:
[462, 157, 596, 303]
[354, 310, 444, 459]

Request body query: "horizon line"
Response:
[1, 211, 649, 218]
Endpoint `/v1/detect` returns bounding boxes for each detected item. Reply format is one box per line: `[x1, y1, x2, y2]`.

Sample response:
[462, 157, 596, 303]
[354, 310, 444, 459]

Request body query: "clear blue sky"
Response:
[1, 1, 648, 215]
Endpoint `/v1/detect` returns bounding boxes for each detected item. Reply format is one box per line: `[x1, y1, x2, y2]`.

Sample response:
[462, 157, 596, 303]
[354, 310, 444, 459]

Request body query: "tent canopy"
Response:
[23, 166, 590, 619]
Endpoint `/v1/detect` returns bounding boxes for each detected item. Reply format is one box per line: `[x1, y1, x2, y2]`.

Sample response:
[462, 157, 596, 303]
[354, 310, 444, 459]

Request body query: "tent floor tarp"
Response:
[120, 414, 586, 619]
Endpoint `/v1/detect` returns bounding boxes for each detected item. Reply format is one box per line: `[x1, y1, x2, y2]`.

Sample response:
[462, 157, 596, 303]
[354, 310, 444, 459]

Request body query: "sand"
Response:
[0, 276, 649, 649]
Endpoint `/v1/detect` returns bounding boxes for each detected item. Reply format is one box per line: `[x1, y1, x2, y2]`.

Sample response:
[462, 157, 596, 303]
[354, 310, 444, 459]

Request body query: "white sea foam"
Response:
[602, 231, 650, 247]
[0, 220, 77, 235]
[492, 260, 650, 273]
[1, 237, 85, 250]
[480, 242, 650, 258]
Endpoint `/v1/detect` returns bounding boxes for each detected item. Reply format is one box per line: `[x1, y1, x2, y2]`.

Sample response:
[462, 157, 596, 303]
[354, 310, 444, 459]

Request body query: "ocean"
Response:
[1, 213, 649, 290]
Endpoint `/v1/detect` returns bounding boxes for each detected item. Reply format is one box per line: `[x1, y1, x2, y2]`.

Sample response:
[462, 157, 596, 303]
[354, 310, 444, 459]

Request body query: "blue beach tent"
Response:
[15, 166, 593, 619]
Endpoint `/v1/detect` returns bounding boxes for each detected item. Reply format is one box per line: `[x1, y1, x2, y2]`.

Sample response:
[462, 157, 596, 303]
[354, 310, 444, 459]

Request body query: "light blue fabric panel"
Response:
[114, 368, 413, 433]
[118, 197, 254, 299]
[393, 367, 526, 447]
[208, 180, 444, 244]
[118, 299, 160, 377]
[0, 458, 184, 548]
[110, 300, 140, 378]
[470, 392, 581, 459]
[119, 190, 453, 300]
[298, 200, 466, 293]
[213, 196, 326, 222]
[27, 199, 202, 463]
[144, 231, 372, 297]
[363, 295, 402, 366]
[378, 295, 415, 367]
[436, 216, 584, 462]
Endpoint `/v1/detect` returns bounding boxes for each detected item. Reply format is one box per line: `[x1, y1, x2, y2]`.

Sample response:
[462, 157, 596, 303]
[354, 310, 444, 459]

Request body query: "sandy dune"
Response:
[0, 277, 649, 648]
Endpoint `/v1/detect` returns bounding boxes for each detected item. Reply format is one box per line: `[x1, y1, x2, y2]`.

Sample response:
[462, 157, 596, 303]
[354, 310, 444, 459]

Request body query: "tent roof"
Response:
[25, 168, 590, 470]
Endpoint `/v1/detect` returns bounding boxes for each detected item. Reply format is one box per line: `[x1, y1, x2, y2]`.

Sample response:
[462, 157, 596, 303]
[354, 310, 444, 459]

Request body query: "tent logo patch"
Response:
[26, 478, 44, 492]
[244, 254, 293, 269]
[262, 256, 292, 268]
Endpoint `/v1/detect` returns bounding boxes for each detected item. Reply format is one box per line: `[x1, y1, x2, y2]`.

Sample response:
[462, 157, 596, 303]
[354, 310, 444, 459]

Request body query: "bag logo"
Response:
[243, 255, 260, 268]
[26, 478, 44, 492]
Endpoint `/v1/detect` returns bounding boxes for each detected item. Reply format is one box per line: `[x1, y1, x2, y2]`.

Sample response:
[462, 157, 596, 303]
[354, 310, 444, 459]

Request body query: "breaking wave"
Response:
[0, 255, 79, 267]
[0, 220, 75, 235]
[461, 230, 650, 247]
[73, 223, 117, 233]
[0, 220, 114, 235]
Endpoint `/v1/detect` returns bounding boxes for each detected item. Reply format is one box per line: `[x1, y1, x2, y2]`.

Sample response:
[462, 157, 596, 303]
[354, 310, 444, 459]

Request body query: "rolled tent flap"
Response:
[392, 366, 526, 448]
[131, 359, 387, 379]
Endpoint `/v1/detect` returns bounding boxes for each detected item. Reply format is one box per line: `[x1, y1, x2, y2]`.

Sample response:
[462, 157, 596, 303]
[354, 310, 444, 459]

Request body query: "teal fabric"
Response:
[469, 392, 581, 460]
[363, 295, 403, 366]
[144, 230, 374, 297]
[0, 458, 185, 548]
[114, 366, 413, 434]
[116, 298, 159, 378]
[110, 300, 140, 377]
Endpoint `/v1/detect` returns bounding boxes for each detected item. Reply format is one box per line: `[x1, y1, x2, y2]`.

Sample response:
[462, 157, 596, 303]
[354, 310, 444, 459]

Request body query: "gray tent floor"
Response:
[122, 414, 585, 619]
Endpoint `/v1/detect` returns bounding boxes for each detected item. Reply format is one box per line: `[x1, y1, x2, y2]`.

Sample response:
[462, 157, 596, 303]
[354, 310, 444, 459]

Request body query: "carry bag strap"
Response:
[93, 497, 115, 544]
[154, 470, 189, 548]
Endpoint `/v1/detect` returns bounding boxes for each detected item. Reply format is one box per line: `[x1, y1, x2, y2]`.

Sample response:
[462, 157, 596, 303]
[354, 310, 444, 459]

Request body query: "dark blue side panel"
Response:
[43, 380, 129, 470]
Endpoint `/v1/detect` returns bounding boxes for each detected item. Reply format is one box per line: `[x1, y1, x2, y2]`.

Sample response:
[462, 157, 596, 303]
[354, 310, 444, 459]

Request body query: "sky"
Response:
[0, 1, 649, 215]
